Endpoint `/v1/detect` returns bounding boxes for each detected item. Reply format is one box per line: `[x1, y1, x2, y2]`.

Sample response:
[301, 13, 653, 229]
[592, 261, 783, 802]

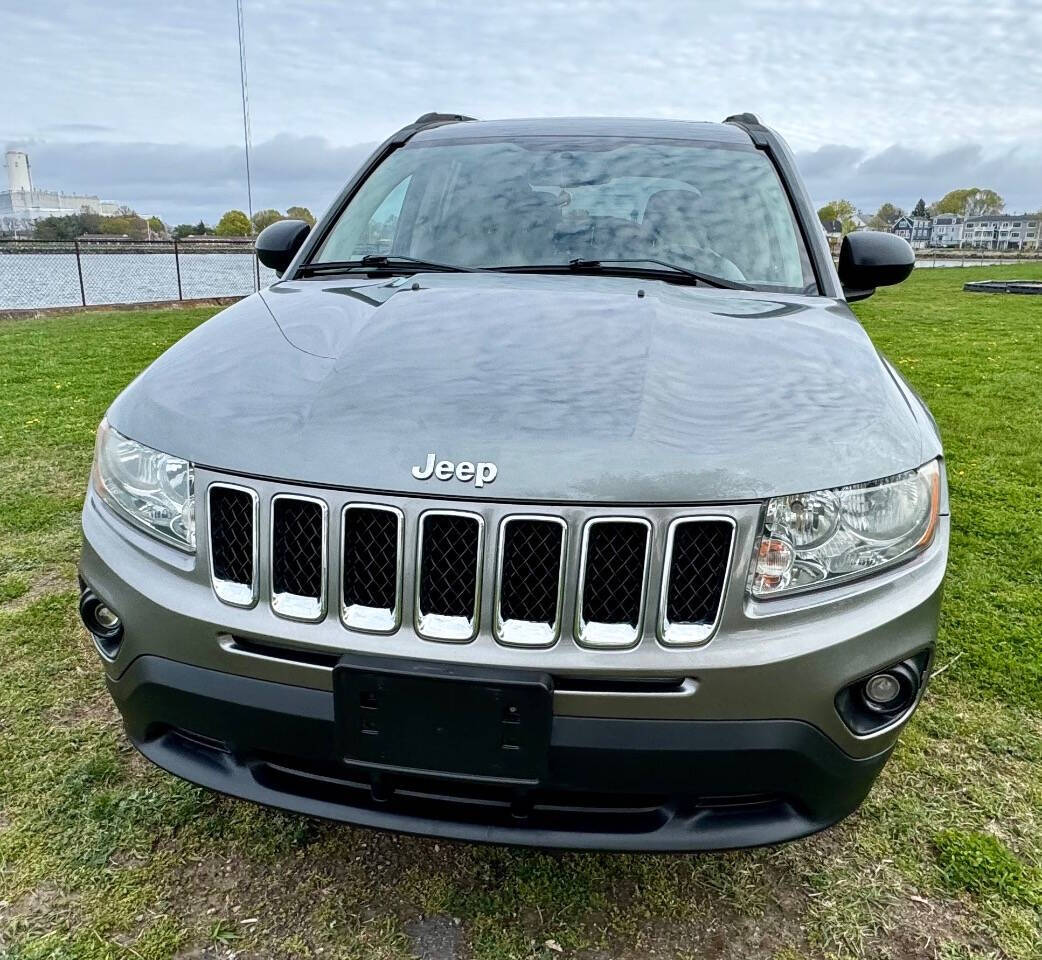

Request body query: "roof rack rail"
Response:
[723, 112, 762, 126]
[413, 112, 478, 126]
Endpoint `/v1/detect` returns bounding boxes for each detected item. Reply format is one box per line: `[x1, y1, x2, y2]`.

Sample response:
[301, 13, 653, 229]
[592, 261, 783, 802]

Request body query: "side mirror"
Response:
[838, 231, 914, 302]
[256, 219, 311, 276]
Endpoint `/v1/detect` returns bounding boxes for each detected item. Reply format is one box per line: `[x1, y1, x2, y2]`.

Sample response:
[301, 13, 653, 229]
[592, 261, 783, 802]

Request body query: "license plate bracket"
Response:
[334, 653, 553, 784]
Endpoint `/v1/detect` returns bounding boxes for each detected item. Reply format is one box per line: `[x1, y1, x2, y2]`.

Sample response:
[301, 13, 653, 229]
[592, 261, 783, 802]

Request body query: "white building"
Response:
[929, 215, 963, 247]
[961, 214, 1041, 250]
[0, 150, 123, 234]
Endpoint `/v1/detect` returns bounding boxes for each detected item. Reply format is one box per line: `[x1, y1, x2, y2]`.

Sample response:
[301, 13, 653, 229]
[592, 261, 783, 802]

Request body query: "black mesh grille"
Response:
[272, 498, 324, 598]
[581, 522, 648, 626]
[419, 514, 480, 619]
[209, 487, 254, 585]
[666, 521, 733, 624]
[499, 519, 564, 626]
[342, 508, 399, 610]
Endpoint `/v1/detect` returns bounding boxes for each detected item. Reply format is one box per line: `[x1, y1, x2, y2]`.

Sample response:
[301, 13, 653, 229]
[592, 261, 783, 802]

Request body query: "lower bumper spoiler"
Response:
[109, 655, 891, 852]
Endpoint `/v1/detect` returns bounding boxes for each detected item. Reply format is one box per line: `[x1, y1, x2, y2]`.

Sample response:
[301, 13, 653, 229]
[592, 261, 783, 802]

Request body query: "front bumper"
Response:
[110, 655, 891, 851]
[81, 478, 948, 850]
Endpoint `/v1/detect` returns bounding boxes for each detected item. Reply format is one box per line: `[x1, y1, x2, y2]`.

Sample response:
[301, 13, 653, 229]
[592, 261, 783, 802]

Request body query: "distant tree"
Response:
[172, 221, 213, 239]
[147, 216, 165, 237]
[251, 209, 283, 231]
[912, 198, 927, 218]
[33, 214, 86, 240]
[817, 199, 858, 234]
[932, 187, 1005, 218]
[286, 205, 316, 226]
[215, 210, 252, 237]
[98, 214, 147, 239]
[866, 202, 905, 230]
[33, 211, 151, 240]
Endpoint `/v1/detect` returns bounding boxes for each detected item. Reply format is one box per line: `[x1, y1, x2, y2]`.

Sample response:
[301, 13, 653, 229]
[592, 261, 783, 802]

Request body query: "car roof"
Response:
[410, 116, 753, 145]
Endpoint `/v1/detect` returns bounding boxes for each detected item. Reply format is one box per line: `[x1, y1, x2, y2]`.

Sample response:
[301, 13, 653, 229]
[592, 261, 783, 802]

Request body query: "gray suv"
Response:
[79, 113, 947, 850]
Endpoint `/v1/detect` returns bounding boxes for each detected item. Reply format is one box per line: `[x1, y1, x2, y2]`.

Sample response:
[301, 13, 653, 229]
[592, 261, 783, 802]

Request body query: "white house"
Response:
[929, 215, 963, 247]
[961, 214, 1041, 250]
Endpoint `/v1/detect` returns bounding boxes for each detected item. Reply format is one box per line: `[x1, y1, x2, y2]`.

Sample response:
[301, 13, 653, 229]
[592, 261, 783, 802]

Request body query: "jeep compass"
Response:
[79, 113, 947, 850]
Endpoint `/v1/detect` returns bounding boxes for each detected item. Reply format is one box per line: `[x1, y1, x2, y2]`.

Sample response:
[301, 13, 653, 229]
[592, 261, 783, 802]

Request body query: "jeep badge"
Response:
[411, 452, 498, 487]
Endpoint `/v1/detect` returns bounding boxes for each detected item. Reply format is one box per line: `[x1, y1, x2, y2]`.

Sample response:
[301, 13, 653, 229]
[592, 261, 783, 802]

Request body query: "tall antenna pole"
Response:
[236, 0, 257, 287]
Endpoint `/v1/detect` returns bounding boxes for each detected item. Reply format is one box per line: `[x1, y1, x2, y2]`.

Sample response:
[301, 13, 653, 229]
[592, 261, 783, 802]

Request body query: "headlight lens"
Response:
[751, 460, 940, 598]
[91, 419, 195, 551]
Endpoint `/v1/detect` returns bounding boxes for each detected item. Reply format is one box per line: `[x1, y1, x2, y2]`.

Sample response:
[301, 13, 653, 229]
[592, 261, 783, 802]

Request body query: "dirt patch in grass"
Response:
[404, 915, 466, 960]
[0, 565, 77, 613]
[870, 892, 999, 960]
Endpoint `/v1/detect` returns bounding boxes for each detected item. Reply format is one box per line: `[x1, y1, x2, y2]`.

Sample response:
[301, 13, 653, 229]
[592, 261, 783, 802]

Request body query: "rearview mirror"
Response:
[838, 231, 914, 302]
[256, 219, 311, 276]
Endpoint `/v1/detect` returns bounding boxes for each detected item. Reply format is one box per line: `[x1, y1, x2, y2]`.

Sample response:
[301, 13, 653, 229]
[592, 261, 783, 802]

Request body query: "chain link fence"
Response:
[0, 238, 278, 311]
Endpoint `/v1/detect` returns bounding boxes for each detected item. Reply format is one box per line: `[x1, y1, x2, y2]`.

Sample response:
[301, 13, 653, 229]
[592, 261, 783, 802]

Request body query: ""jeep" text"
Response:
[411, 453, 498, 488]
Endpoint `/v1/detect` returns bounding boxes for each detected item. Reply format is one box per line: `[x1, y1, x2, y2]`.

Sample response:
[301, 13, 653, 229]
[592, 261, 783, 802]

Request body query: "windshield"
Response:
[313, 136, 817, 292]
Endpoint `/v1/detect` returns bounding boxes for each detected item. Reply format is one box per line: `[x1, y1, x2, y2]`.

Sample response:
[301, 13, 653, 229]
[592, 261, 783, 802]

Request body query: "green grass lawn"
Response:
[1, 267, 1041, 959]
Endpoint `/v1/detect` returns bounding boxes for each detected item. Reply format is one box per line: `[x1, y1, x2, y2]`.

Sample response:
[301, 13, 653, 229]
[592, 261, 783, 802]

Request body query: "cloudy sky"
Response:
[3, 0, 1040, 224]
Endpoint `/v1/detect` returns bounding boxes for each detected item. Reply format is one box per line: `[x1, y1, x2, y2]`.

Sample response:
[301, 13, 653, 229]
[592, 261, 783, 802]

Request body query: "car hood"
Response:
[108, 272, 929, 503]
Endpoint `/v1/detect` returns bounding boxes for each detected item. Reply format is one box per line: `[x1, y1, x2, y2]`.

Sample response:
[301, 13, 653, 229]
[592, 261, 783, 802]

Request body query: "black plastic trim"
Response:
[723, 113, 832, 298]
[107, 655, 892, 851]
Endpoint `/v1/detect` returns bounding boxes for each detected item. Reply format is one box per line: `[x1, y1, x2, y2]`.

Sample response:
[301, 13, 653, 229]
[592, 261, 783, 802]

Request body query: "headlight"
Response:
[91, 419, 195, 551]
[750, 460, 940, 599]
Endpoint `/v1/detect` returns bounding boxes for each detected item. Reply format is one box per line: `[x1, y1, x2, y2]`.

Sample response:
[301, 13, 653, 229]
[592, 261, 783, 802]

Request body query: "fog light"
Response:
[835, 651, 931, 736]
[864, 672, 901, 705]
[94, 605, 121, 630]
[79, 587, 124, 660]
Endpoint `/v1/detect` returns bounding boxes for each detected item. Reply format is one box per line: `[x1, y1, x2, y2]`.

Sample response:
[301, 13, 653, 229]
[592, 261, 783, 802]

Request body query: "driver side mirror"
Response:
[256, 219, 311, 276]
[838, 231, 914, 302]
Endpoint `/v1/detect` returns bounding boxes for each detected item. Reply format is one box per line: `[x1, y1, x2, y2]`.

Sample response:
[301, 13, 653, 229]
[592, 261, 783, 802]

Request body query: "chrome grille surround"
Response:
[340, 503, 404, 635]
[207, 482, 259, 608]
[657, 516, 737, 647]
[574, 517, 653, 650]
[494, 515, 568, 648]
[415, 509, 485, 642]
[270, 493, 329, 623]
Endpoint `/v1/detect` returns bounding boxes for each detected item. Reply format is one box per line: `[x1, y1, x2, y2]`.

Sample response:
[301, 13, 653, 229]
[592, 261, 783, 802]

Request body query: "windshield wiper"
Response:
[567, 258, 752, 290]
[297, 254, 479, 277]
[490, 258, 751, 290]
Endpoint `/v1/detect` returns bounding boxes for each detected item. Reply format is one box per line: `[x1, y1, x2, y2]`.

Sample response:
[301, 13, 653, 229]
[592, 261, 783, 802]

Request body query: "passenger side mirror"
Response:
[256, 219, 311, 276]
[838, 231, 914, 303]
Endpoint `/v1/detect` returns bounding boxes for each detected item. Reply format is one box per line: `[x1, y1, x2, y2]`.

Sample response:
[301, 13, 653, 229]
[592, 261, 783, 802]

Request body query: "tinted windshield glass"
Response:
[315, 136, 816, 292]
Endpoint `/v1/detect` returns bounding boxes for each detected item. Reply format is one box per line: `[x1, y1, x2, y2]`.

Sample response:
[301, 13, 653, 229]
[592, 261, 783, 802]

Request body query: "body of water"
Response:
[914, 257, 1033, 269]
[2, 249, 1039, 310]
[0, 251, 278, 310]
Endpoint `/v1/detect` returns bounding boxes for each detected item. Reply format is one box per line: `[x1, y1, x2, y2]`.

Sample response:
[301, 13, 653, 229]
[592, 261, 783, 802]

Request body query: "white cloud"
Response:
[2, 0, 1040, 220]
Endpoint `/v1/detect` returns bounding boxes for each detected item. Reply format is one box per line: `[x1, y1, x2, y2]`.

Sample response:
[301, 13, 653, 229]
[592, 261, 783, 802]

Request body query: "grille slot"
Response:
[576, 518, 652, 648]
[659, 518, 734, 646]
[207, 484, 258, 607]
[270, 494, 328, 622]
[341, 504, 403, 633]
[495, 516, 567, 647]
[416, 511, 484, 642]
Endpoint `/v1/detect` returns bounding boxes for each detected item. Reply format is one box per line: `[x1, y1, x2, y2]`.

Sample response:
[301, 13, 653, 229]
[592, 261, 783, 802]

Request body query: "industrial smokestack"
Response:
[5, 151, 33, 193]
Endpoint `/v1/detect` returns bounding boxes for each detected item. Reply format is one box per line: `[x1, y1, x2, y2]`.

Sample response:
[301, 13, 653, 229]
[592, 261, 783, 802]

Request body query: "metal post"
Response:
[74, 240, 86, 306]
[174, 239, 183, 300]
